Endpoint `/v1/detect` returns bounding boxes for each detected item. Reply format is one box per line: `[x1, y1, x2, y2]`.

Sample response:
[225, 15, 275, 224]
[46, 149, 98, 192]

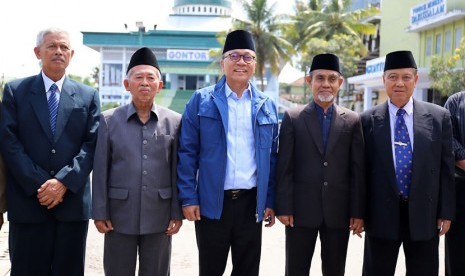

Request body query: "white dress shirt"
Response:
[224, 83, 257, 190]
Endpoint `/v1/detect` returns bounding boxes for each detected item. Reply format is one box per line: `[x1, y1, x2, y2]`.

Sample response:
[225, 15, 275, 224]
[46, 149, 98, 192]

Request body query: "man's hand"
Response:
[94, 220, 113, 234]
[350, 218, 364, 238]
[437, 219, 451, 236]
[166, 219, 183, 236]
[455, 160, 465, 171]
[182, 205, 201, 221]
[277, 215, 294, 227]
[37, 179, 67, 209]
[264, 208, 275, 227]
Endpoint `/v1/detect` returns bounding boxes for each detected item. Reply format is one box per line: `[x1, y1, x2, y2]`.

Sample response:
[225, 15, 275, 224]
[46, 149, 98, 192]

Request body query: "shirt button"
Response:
[51, 149, 56, 154]
[143, 155, 148, 160]
[143, 170, 147, 175]
[143, 140, 147, 145]
[50, 170, 55, 175]
[142, 185, 147, 190]
[323, 162, 328, 166]
[323, 181, 328, 186]
[143, 126, 147, 130]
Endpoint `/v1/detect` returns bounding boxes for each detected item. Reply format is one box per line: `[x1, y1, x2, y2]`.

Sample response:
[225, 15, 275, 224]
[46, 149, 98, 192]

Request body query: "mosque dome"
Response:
[173, 0, 232, 16]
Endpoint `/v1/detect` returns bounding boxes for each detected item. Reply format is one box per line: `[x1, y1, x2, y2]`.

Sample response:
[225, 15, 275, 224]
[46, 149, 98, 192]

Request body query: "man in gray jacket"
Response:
[92, 47, 183, 276]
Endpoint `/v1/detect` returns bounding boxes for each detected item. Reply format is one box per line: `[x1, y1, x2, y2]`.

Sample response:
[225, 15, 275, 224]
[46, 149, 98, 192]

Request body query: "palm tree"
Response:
[294, 0, 378, 45]
[232, 0, 295, 91]
[284, 0, 379, 74]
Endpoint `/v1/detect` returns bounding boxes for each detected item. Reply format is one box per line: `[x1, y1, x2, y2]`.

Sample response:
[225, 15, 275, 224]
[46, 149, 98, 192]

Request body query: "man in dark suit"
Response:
[0, 28, 100, 276]
[276, 53, 365, 276]
[361, 50, 455, 276]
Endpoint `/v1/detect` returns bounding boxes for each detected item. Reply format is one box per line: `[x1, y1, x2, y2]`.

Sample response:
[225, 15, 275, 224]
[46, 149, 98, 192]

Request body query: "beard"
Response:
[317, 92, 334, 103]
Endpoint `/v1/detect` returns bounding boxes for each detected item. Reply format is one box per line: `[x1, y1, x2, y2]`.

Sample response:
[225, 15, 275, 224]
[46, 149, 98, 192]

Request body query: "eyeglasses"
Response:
[223, 53, 256, 64]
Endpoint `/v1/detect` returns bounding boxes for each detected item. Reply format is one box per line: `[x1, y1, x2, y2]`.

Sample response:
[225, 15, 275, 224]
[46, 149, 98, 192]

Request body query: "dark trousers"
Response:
[9, 218, 89, 276]
[285, 224, 350, 276]
[195, 188, 262, 276]
[362, 201, 439, 276]
[445, 176, 465, 276]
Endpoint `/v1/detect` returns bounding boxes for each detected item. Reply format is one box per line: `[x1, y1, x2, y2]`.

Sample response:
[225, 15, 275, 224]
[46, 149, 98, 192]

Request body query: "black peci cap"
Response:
[222, 30, 256, 54]
[309, 53, 341, 74]
[384, 50, 417, 71]
[126, 47, 160, 74]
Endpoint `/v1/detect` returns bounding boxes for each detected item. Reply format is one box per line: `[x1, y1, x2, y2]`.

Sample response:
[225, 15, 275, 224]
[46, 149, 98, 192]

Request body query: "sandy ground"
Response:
[1, 218, 446, 275]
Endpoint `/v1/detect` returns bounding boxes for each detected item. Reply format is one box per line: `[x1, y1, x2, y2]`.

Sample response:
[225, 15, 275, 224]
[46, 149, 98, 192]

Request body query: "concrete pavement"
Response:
[0, 218, 446, 275]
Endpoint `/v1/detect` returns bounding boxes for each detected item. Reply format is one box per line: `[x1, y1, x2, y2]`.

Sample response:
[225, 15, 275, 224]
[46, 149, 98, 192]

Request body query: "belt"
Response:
[224, 188, 256, 200]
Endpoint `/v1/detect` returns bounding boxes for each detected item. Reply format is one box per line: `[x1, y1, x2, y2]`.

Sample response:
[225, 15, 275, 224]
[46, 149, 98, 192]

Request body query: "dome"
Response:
[173, 0, 232, 16]
[174, 0, 232, 8]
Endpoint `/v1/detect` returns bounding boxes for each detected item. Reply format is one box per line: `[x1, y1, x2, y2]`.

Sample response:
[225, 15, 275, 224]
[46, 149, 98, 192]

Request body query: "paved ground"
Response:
[0, 217, 446, 275]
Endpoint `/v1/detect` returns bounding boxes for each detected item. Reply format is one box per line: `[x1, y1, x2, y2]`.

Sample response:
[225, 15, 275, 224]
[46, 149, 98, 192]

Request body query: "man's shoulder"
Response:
[285, 104, 307, 117]
[6, 75, 38, 90]
[156, 105, 182, 121]
[66, 78, 96, 93]
[415, 100, 448, 115]
[335, 104, 359, 117]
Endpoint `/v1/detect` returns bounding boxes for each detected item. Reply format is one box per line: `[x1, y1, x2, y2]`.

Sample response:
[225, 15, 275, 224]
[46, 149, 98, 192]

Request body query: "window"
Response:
[445, 31, 452, 53]
[456, 28, 463, 49]
[435, 33, 441, 55]
[426, 36, 432, 56]
[102, 64, 123, 87]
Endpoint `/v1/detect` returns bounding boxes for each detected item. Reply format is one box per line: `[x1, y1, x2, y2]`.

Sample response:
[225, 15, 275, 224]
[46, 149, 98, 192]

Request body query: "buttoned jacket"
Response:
[0, 73, 100, 222]
[276, 102, 366, 228]
[361, 100, 455, 240]
[92, 104, 183, 235]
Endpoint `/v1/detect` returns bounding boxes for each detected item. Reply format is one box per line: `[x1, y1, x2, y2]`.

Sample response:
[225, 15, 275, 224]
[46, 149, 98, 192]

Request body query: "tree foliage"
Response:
[221, 0, 295, 90]
[301, 34, 365, 77]
[283, 0, 379, 76]
[429, 38, 465, 97]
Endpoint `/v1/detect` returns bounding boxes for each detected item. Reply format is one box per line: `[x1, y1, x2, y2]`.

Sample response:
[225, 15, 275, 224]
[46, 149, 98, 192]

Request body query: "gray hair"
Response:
[36, 28, 71, 47]
[126, 67, 162, 79]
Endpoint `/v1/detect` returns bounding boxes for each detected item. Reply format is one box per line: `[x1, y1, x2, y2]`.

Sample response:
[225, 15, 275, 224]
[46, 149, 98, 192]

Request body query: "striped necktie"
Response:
[48, 83, 59, 135]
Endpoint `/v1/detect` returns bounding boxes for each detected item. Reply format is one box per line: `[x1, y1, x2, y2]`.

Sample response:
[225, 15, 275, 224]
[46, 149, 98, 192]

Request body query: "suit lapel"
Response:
[54, 78, 76, 142]
[372, 102, 398, 194]
[30, 74, 54, 141]
[303, 103, 324, 155]
[411, 100, 433, 192]
[325, 104, 344, 156]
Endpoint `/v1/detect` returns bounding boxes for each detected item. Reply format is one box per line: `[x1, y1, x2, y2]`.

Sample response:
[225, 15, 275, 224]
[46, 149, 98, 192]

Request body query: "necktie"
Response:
[394, 108, 412, 199]
[48, 83, 59, 135]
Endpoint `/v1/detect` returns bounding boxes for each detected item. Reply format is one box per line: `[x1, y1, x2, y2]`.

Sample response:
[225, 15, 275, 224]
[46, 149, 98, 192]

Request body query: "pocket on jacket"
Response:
[108, 187, 129, 200]
[158, 187, 172, 199]
[199, 110, 222, 144]
[257, 119, 275, 148]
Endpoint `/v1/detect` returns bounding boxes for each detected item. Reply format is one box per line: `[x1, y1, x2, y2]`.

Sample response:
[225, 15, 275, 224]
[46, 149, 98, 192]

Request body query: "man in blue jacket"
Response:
[177, 29, 279, 276]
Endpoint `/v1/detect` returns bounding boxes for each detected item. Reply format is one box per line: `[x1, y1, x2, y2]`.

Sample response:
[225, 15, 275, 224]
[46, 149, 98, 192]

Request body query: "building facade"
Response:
[348, 0, 465, 111]
[82, 0, 233, 107]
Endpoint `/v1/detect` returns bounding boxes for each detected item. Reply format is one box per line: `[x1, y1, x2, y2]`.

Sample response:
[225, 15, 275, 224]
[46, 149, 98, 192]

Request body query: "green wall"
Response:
[380, 0, 421, 57]
[381, 0, 465, 67]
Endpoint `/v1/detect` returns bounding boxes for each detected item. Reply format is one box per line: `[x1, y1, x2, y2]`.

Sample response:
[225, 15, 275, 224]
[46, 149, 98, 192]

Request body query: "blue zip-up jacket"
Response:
[177, 76, 279, 222]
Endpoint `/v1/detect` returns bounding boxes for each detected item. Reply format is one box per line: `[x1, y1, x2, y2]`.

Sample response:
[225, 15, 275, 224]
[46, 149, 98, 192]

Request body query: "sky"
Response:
[0, 0, 293, 80]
